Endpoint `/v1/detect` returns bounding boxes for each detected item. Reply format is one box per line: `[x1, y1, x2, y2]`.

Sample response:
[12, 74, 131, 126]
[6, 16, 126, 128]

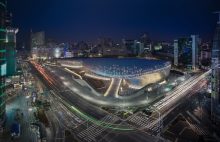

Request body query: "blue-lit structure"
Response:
[174, 35, 199, 70]
[82, 58, 171, 89]
[83, 58, 170, 79]
[58, 58, 171, 108]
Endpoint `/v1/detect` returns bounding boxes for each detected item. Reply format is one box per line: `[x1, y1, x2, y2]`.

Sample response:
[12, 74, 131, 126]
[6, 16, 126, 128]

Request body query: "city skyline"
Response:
[7, 0, 220, 43]
[1, 0, 220, 141]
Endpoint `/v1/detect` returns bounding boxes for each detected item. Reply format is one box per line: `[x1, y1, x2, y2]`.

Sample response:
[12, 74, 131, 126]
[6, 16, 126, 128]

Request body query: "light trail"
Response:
[32, 62, 134, 130]
[50, 91, 134, 131]
[156, 70, 211, 110]
[33, 60, 211, 132]
[133, 78, 208, 131]
[153, 74, 199, 107]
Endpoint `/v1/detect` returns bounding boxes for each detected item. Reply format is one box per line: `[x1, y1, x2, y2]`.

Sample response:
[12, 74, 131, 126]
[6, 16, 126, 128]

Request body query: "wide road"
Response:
[126, 70, 210, 132]
[30, 61, 160, 141]
[30, 61, 111, 121]
[30, 61, 211, 134]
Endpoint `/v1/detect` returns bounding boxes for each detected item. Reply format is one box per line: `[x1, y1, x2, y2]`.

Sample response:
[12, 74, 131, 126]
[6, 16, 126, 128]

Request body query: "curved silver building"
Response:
[83, 58, 171, 89]
[56, 58, 171, 108]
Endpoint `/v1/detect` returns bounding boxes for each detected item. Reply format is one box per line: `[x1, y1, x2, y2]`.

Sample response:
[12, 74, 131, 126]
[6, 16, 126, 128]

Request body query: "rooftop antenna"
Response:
[214, 11, 220, 24]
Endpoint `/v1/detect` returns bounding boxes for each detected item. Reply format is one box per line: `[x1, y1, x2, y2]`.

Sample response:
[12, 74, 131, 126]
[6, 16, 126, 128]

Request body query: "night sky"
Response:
[7, 0, 220, 43]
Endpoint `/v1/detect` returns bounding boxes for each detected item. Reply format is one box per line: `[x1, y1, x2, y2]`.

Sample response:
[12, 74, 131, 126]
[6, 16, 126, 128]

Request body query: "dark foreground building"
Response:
[0, 0, 7, 132]
[5, 11, 18, 76]
[211, 12, 220, 124]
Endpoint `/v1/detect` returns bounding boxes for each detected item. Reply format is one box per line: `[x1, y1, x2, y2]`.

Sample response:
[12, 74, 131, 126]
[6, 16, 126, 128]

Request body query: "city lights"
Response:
[1, 0, 219, 141]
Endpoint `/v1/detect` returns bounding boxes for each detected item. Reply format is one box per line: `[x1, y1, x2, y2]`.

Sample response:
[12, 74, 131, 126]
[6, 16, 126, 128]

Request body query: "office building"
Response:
[191, 35, 199, 70]
[122, 39, 134, 55]
[0, 0, 7, 131]
[140, 33, 152, 52]
[200, 43, 211, 60]
[134, 40, 144, 55]
[173, 35, 200, 70]
[122, 39, 144, 56]
[200, 43, 211, 69]
[174, 39, 178, 66]
[31, 31, 45, 59]
[211, 12, 220, 123]
[5, 11, 18, 76]
[173, 38, 192, 68]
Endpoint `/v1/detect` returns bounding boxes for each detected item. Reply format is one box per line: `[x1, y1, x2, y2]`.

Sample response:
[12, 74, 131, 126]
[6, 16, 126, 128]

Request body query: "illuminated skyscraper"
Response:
[31, 31, 45, 59]
[6, 28, 18, 76]
[211, 12, 220, 123]
[173, 38, 192, 68]
[173, 35, 200, 70]
[0, 0, 7, 130]
[174, 39, 178, 66]
[191, 35, 199, 70]
[5, 10, 18, 76]
[134, 40, 144, 55]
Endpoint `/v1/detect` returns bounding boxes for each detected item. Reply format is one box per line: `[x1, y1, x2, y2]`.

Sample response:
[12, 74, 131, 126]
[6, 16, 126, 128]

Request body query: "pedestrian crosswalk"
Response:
[127, 112, 161, 134]
[77, 115, 119, 142]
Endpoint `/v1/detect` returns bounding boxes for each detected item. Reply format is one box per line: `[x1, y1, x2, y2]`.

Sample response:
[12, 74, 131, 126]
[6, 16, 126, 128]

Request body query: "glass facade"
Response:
[174, 38, 192, 68]
[0, 0, 6, 126]
[173, 36, 199, 70]
[211, 25, 220, 119]
[6, 28, 18, 76]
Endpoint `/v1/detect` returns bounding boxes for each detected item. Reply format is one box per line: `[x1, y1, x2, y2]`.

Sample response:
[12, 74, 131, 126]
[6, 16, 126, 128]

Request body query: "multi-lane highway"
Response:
[127, 70, 210, 132]
[30, 61, 163, 141]
[154, 70, 210, 111]
[30, 60, 211, 141]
